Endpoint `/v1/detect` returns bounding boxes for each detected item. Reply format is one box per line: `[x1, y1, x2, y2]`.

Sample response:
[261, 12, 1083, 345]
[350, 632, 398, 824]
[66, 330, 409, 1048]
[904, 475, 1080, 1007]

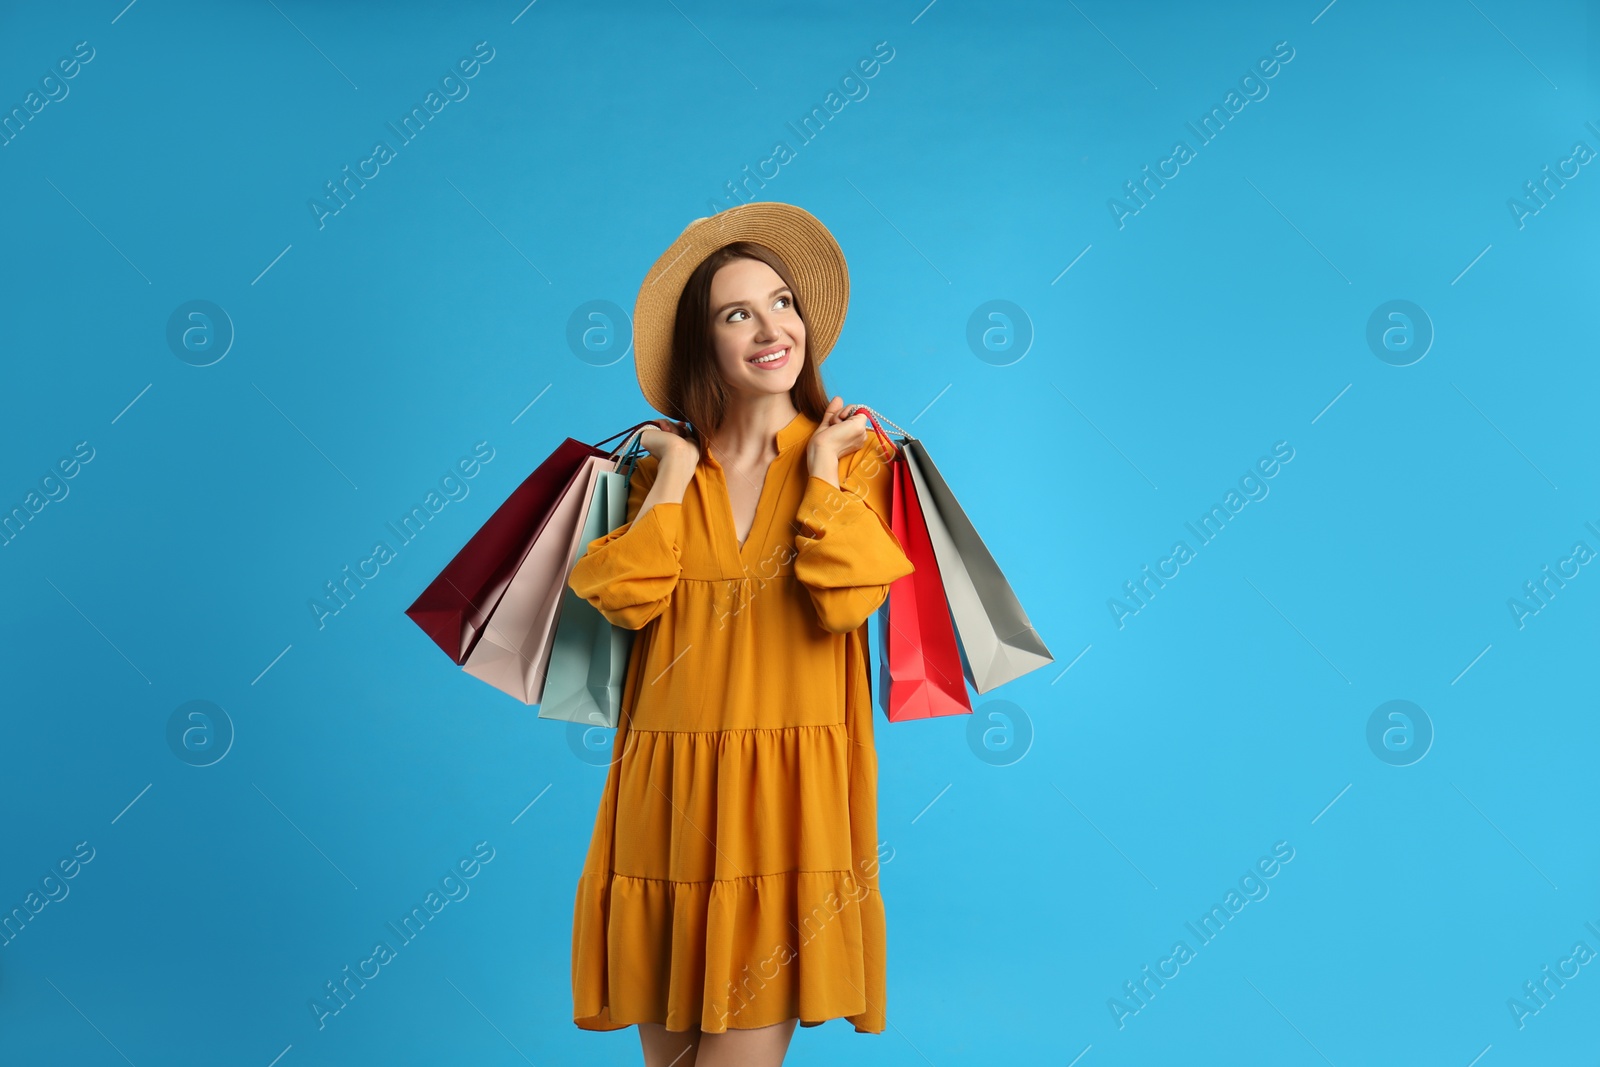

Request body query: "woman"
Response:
[566, 202, 914, 1067]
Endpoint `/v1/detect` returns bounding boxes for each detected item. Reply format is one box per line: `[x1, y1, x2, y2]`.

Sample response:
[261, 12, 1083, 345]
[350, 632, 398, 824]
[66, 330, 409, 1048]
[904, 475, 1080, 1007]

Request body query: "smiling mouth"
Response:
[747, 346, 791, 368]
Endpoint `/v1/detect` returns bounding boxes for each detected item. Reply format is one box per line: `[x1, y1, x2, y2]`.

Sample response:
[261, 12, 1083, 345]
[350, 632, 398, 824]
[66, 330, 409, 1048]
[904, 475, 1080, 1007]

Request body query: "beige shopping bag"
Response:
[461, 455, 610, 704]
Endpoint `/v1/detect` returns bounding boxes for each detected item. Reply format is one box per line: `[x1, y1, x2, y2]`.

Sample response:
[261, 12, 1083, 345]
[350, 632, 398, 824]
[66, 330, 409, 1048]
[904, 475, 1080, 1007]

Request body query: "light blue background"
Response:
[2, 1, 1597, 1064]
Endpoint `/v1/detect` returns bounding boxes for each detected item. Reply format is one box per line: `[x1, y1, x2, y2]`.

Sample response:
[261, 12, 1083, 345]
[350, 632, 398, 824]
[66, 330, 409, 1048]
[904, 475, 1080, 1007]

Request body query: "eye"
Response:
[723, 292, 793, 323]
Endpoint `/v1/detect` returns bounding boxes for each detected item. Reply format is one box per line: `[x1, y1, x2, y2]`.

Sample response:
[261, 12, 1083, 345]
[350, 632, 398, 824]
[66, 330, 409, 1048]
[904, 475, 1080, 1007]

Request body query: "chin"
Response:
[733, 352, 805, 394]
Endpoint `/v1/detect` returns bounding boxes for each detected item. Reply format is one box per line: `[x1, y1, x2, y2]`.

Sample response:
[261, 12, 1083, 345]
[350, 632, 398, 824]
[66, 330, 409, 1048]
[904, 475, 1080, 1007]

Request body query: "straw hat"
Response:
[631, 202, 849, 418]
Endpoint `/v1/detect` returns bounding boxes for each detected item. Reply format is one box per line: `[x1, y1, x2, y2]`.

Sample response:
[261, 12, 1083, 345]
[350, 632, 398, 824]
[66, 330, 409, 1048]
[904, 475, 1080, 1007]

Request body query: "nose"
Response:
[750, 307, 782, 339]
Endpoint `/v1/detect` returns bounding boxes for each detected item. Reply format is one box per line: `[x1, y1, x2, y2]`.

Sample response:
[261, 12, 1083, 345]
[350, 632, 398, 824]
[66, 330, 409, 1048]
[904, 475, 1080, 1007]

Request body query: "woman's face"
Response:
[706, 256, 806, 401]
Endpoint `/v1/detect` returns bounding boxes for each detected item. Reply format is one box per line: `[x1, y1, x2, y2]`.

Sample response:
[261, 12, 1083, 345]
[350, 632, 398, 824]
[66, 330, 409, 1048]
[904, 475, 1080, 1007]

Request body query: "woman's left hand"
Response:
[806, 396, 873, 477]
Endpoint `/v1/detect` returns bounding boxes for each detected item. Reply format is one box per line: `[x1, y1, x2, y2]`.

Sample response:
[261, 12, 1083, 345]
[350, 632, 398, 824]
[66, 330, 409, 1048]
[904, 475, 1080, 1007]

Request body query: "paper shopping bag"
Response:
[538, 439, 642, 727]
[404, 439, 591, 664]
[900, 439, 1054, 692]
[461, 455, 610, 705]
[875, 435, 972, 722]
[404, 422, 657, 664]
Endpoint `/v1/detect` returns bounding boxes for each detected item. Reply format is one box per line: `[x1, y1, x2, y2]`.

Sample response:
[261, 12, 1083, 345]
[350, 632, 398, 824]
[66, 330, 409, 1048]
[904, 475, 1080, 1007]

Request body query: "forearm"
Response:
[567, 452, 695, 630]
[633, 453, 697, 525]
[806, 446, 842, 488]
[792, 442, 913, 633]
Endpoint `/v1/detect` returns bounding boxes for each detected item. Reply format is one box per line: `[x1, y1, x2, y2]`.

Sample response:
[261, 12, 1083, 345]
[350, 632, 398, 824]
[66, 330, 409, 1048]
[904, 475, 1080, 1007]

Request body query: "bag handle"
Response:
[592, 422, 654, 481]
[602, 410, 902, 468]
[593, 420, 658, 451]
[611, 427, 649, 478]
[853, 405, 907, 459]
[856, 405, 913, 439]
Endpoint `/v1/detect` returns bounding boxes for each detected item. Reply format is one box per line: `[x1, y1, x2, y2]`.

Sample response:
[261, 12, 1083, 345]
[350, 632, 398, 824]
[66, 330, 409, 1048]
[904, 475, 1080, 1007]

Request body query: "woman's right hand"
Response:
[637, 419, 700, 468]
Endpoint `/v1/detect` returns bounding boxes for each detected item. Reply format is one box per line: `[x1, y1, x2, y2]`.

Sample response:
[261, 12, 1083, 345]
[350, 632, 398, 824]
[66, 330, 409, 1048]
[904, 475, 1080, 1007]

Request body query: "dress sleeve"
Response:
[791, 433, 916, 634]
[566, 453, 684, 630]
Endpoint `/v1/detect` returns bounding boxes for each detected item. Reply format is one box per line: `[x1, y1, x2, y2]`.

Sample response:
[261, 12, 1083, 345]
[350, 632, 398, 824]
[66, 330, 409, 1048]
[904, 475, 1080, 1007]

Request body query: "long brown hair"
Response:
[665, 241, 831, 458]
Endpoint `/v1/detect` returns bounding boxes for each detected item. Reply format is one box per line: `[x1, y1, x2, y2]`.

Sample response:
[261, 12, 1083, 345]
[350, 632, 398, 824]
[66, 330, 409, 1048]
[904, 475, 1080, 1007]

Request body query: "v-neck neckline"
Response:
[701, 410, 815, 571]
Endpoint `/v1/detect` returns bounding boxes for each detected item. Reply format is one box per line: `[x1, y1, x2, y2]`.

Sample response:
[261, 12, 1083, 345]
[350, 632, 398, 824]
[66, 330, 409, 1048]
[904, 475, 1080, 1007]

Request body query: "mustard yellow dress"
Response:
[565, 408, 914, 1034]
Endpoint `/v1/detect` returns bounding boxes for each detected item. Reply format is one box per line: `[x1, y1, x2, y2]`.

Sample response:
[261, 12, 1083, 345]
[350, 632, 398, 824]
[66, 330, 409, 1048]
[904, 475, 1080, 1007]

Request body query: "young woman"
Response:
[566, 203, 913, 1067]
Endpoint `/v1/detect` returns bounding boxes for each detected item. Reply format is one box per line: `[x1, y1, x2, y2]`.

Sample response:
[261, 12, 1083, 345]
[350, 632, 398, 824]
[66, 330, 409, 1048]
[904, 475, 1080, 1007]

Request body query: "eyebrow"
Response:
[712, 286, 791, 319]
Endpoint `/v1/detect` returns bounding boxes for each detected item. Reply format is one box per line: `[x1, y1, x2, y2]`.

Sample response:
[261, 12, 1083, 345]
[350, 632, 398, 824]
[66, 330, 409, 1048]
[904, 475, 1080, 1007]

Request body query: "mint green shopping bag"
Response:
[536, 433, 642, 728]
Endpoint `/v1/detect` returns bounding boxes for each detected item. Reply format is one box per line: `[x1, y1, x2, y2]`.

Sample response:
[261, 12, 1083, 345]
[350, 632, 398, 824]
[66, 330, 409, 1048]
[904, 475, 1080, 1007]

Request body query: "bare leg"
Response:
[638, 1022, 702, 1067]
[693, 1018, 799, 1067]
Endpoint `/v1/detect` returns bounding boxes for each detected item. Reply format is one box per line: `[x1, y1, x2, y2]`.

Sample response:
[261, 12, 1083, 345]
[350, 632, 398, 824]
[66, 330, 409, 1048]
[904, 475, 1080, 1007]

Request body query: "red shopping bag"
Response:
[870, 416, 972, 722]
[405, 422, 656, 664]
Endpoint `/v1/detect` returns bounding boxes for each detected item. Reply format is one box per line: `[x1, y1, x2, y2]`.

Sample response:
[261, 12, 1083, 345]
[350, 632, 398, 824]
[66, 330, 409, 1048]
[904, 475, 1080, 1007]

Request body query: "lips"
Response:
[746, 346, 790, 370]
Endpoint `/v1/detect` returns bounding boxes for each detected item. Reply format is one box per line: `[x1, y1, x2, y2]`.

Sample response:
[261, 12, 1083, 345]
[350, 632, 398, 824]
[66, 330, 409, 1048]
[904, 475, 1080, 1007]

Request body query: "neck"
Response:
[709, 395, 801, 463]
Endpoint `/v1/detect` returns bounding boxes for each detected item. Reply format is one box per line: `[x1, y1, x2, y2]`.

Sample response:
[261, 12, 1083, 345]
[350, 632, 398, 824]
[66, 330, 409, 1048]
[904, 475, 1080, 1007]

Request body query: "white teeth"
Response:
[749, 348, 787, 364]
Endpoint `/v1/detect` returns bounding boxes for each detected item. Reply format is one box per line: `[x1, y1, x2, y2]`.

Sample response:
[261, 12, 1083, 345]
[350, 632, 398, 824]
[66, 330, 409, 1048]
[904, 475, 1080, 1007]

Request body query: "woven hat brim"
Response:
[632, 202, 849, 419]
